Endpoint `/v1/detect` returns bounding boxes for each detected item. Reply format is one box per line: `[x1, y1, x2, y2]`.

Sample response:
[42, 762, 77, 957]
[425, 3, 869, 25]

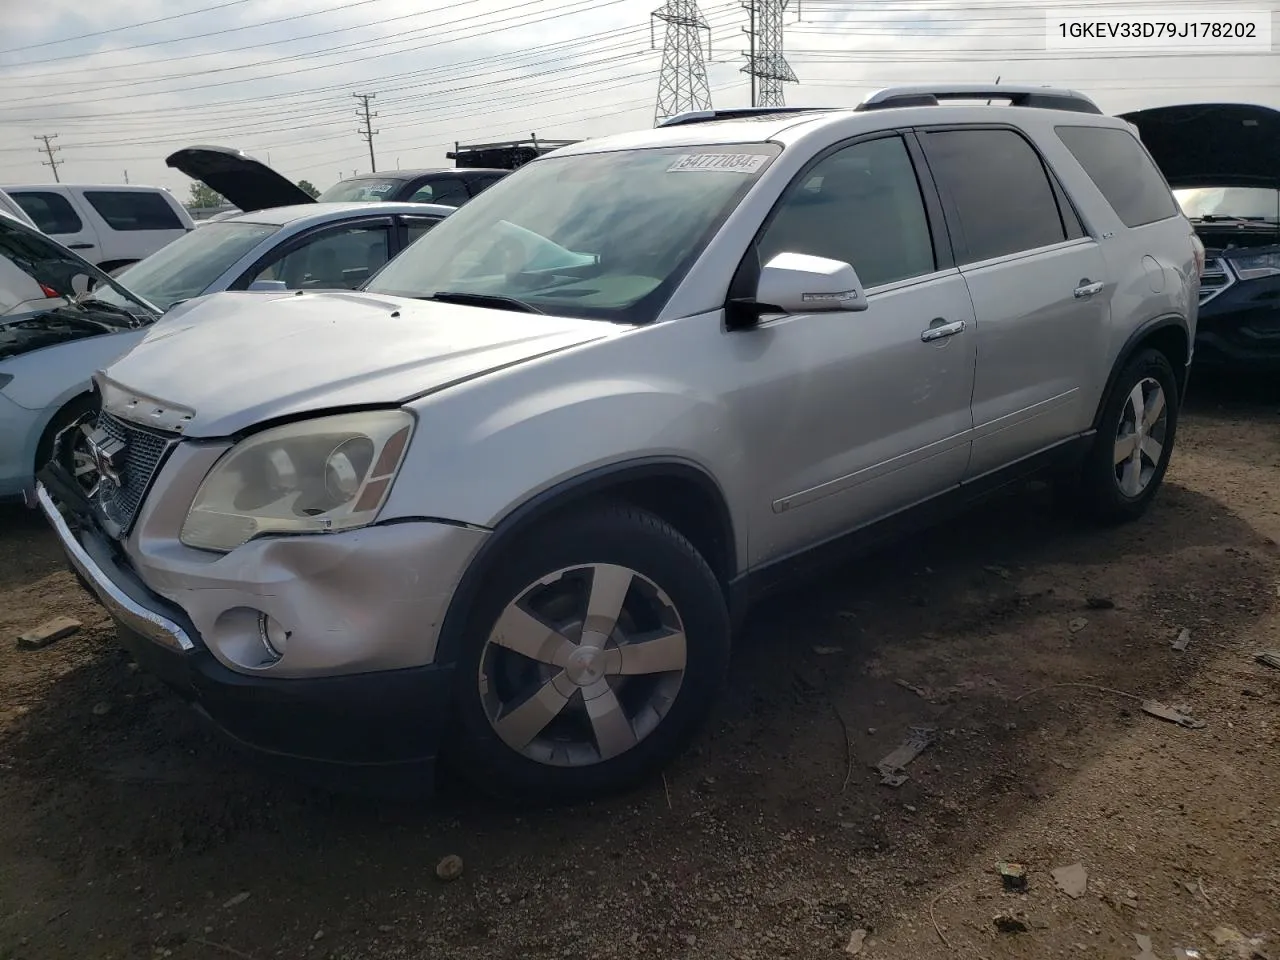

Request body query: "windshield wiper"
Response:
[421, 291, 544, 314]
[74, 297, 148, 326]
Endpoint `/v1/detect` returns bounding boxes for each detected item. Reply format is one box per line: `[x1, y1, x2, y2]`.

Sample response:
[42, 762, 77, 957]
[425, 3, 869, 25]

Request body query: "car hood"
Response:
[98, 290, 613, 437]
[166, 145, 316, 212]
[1119, 102, 1280, 189]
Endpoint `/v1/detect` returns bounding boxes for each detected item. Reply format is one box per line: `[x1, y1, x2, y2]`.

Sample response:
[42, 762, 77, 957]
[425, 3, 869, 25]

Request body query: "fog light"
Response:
[257, 613, 291, 659]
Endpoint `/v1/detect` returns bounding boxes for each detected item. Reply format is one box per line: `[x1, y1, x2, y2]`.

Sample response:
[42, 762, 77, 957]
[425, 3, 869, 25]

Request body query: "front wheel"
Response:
[36, 396, 101, 495]
[1069, 348, 1179, 524]
[445, 504, 731, 804]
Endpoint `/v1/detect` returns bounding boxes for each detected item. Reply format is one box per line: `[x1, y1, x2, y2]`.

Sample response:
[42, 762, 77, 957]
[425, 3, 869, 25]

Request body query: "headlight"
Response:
[1229, 251, 1280, 281]
[180, 410, 414, 552]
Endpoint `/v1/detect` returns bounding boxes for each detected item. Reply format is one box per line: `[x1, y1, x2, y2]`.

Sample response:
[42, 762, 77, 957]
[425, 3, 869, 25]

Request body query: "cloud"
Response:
[0, 0, 1276, 196]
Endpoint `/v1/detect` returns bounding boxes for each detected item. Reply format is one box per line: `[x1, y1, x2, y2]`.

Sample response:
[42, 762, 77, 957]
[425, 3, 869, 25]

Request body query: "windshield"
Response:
[1, 219, 155, 319]
[317, 178, 406, 202]
[1175, 187, 1280, 222]
[366, 143, 781, 322]
[94, 220, 279, 312]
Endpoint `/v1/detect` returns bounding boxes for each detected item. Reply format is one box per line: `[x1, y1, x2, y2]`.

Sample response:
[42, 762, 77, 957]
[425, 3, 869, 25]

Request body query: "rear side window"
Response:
[922, 128, 1069, 263]
[84, 190, 184, 231]
[11, 191, 83, 234]
[1056, 125, 1178, 228]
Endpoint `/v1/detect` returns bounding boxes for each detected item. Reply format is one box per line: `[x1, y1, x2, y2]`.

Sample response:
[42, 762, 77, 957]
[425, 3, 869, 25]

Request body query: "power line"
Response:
[354, 92, 379, 172]
[0, 0, 257, 55]
[742, 0, 796, 106]
[34, 134, 62, 182]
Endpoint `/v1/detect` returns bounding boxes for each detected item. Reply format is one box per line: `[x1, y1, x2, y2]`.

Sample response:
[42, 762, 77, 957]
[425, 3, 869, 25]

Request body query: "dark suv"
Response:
[1122, 103, 1280, 371]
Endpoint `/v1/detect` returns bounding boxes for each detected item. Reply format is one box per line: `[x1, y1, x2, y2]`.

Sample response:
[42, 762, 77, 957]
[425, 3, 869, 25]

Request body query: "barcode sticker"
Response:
[667, 153, 769, 174]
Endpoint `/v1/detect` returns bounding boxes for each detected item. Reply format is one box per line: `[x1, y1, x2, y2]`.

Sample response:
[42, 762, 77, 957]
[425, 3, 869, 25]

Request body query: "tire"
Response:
[36, 395, 100, 493]
[444, 503, 731, 804]
[1070, 348, 1179, 524]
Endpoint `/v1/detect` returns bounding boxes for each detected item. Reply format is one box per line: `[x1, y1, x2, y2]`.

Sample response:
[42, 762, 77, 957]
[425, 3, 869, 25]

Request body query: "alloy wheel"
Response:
[1113, 376, 1168, 498]
[478, 563, 687, 767]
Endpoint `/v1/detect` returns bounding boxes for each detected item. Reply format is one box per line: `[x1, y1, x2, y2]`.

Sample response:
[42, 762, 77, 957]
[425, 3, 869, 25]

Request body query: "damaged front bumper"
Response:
[34, 469, 471, 792]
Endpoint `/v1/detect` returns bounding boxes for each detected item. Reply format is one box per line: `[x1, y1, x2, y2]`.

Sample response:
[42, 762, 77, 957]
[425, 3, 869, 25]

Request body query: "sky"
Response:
[0, 0, 1277, 201]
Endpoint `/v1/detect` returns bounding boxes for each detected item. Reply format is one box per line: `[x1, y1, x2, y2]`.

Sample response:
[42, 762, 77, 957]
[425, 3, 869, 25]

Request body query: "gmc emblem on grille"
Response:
[83, 427, 127, 486]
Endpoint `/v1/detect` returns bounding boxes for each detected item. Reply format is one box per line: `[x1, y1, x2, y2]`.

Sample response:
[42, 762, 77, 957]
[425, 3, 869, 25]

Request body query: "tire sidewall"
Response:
[1087, 348, 1179, 520]
[445, 506, 731, 803]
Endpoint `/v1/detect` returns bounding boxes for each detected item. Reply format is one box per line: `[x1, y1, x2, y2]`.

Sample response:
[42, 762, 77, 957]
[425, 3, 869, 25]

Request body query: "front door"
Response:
[917, 126, 1110, 477]
[737, 133, 978, 567]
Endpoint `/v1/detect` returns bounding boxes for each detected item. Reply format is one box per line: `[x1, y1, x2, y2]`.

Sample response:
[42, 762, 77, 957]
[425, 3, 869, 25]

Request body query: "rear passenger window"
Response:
[11, 191, 83, 234]
[923, 129, 1068, 263]
[84, 191, 183, 231]
[1056, 126, 1178, 228]
[757, 135, 936, 288]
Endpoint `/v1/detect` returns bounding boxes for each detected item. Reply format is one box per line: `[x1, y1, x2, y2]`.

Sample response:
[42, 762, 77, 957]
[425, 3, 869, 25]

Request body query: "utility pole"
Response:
[744, 0, 756, 107]
[123, 170, 129, 184]
[354, 92, 379, 173]
[35, 134, 62, 182]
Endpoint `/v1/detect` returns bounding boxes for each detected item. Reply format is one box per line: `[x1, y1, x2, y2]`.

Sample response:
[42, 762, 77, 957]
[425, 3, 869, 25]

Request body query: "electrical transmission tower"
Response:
[652, 0, 713, 125]
[741, 0, 796, 107]
[353, 92, 379, 172]
[34, 134, 63, 182]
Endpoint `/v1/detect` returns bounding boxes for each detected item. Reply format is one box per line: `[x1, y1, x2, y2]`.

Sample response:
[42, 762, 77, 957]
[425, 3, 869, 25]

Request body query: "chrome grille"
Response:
[94, 411, 178, 534]
[1199, 258, 1234, 305]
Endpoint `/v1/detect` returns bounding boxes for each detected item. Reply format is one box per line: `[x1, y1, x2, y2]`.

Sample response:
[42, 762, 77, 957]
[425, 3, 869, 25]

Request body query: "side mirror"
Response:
[247, 279, 288, 292]
[755, 252, 868, 315]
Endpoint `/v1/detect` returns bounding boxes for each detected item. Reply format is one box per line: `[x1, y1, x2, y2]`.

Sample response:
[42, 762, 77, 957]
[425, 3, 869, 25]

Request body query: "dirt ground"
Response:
[2, 375, 1279, 960]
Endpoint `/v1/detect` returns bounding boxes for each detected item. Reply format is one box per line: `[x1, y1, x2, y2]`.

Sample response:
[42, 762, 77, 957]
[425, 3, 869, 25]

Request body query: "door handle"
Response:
[920, 318, 966, 342]
[1074, 279, 1104, 298]
[67, 243, 95, 249]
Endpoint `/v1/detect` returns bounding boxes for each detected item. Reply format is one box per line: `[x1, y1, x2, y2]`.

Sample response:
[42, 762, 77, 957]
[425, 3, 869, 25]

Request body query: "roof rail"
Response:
[857, 84, 1102, 115]
[657, 107, 833, 127]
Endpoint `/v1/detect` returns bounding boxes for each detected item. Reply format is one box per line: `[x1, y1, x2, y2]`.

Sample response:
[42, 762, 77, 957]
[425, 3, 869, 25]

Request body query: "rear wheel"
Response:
[1069, 348, 1178, 524]
[445, 504, 731, 804]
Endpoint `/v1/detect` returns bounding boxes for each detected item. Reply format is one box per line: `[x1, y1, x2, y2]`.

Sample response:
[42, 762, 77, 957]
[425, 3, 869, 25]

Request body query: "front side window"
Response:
[922, 128, 1069, 263]
[1057, 126, 1178, 228]
[248, 225, 391, 291]
[367, 143, 781, 323]
[315, 178, 405, 203]
[408, 178, 469, 206]
[757, 135, 935, 289]
[11, 191, 83, 235]
[84, 190, 184, 231]
[94, 220, 279, 312]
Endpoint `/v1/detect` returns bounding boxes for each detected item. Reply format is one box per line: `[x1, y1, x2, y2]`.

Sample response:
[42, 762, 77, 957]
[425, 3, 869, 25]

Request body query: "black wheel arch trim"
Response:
[430, 456, 738, 666]
[1092, 314, 1191, 430]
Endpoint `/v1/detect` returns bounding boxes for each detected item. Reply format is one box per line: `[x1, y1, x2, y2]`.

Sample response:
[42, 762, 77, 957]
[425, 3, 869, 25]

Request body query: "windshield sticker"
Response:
[667, 153, 768, 174]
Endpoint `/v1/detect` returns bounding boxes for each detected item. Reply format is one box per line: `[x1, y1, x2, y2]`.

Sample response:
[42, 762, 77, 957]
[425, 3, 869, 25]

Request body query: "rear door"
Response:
[917, 125, 1110, 478]
[78, 189, 191, 266]
[8, 189, 103, 264]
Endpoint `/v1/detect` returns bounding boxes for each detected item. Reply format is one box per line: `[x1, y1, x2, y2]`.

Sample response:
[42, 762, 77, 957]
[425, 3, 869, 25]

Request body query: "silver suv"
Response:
[38, 85, 1200, 802]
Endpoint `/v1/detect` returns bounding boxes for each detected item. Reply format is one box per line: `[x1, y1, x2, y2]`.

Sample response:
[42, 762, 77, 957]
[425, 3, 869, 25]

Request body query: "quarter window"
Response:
[84, 190, 184, 231]
[10, 191, 83, 235]
[922, 129, 1069, 263]
[757, 135, 936, 289]
[1056, 125, 1178, 228]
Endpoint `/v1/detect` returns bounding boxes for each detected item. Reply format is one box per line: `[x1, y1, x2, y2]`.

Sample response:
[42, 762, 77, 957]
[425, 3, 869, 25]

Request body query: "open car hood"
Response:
[165, 145, 316, 213]
[1119, 103, 1280, 190]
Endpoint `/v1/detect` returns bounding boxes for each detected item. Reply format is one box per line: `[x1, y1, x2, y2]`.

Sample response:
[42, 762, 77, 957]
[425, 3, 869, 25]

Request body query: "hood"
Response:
[99, 290, 613, 436]
[166, 145, 316, 212]
[1, 214, 157, 361]
[1119, 103, 1280, 190]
